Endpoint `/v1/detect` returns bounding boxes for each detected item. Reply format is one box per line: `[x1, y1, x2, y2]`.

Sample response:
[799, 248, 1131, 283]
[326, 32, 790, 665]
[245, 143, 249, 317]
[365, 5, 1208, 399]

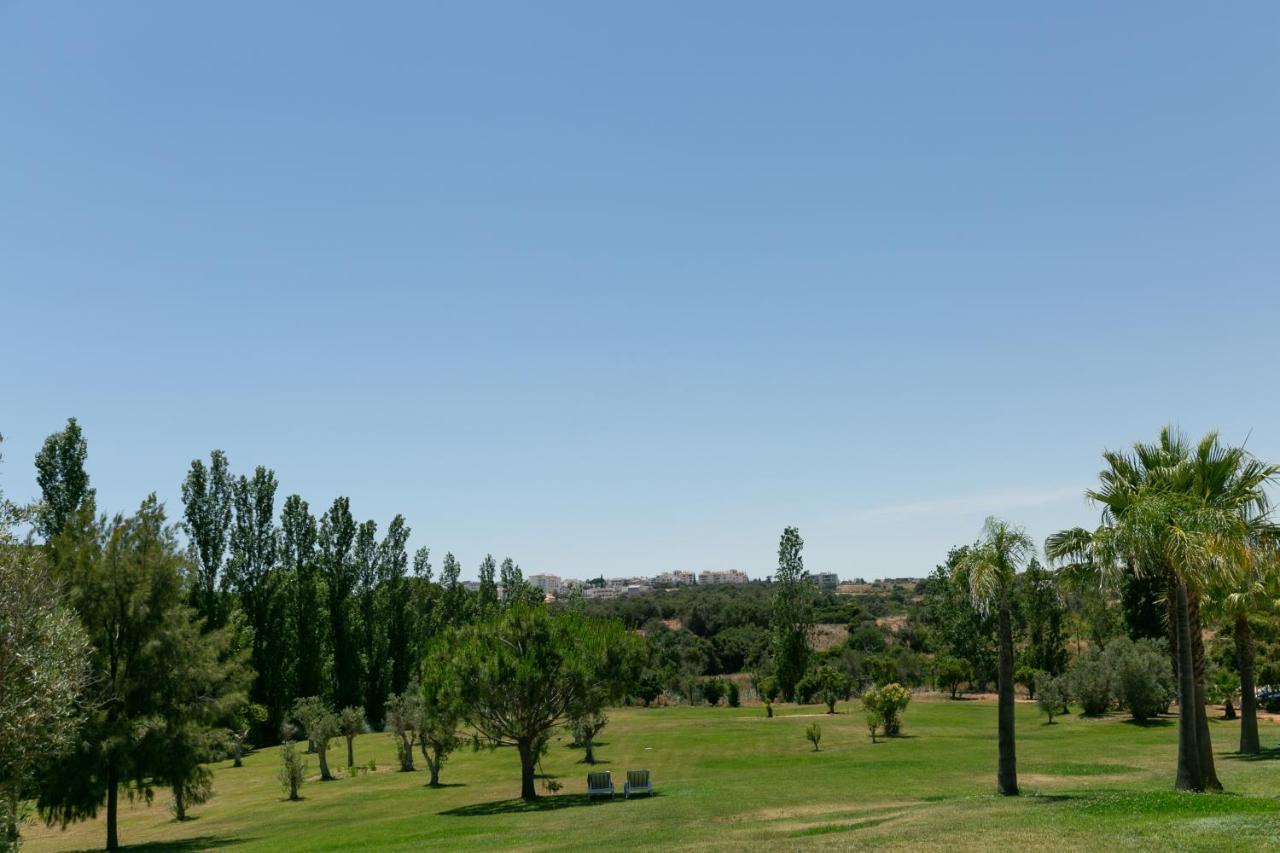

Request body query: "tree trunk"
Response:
[518, 740, 537, 800]
[4, 783, 18, 847]
[428, 753, 441, 787]
[347, 736, 355, 770]
[1187, 591, 1222, 791]
[584, 736, 595, 765]
[173, 785, 186, 821]
[318, 745, 333, 781]
[106, 765, 119, 851]
[1224, 699, 1236, 720]
[1173, 580, 1203, 791]
[996, 601, 1018, 796]
[1236, 615, 1260, 754]
[233, 738, 243, 768]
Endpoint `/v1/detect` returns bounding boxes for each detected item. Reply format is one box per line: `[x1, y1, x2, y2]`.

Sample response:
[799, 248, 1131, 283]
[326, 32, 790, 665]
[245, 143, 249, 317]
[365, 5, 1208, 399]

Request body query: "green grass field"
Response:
[22, 698, 1280, 851]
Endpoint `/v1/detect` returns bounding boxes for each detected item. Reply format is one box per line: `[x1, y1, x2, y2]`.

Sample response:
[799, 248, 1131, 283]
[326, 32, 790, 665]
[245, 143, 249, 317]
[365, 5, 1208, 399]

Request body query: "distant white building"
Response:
[698, 569, 750, 585]
[528, 573, 564, 595]
[461, 580, 481, 593]
[583, 586, 622, 600]
[811, 572, 839, 589]
[607, 576, 646, 589]
[654, 570, 696, 587]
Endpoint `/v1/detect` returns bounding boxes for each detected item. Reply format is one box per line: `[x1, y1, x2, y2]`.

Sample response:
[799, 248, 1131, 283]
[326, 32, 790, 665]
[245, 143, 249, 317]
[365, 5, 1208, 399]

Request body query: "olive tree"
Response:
[418, 646, 465, 787]
[384, 691, 423, 772]
[0, 511, 91, 847]
[277, 724, 306, 801]
[338, 707, 366, 770]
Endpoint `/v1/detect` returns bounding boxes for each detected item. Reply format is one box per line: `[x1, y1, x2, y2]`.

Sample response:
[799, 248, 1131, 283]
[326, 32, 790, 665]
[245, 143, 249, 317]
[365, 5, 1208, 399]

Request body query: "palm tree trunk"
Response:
[1187, 591, 1222, 791]
[1235, 615, 1260, 755]
[1173, 579, 1203, 791]
[1164, 573, 1180, 682]
[996, 601, 1018, 796]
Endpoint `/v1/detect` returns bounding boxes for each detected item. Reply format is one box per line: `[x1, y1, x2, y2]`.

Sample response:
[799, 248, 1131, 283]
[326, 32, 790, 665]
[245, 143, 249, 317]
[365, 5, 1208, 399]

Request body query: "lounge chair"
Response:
[624, 769, 653, 799]
[586, 770, 614, 800]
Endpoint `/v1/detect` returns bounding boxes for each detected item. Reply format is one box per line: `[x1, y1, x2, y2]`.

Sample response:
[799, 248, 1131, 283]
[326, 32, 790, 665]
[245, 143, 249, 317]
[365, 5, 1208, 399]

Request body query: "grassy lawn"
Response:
[22, 698, 1280, 851]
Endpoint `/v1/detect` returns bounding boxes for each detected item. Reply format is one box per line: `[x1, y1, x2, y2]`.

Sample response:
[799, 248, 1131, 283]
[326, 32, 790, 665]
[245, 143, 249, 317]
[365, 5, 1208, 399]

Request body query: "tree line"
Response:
[5, 419, 1275, 848]
[0, 419, 635, 849]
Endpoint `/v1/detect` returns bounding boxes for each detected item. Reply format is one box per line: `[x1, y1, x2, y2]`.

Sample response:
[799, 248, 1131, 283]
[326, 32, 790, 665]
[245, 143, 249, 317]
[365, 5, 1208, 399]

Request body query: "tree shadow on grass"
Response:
[440, 793, 658, 817]
[1222, 747, 1280, 762]
[424, 782, 468, 789]
[63, 835, 252, 852]
[1121, 718, 1174, 728]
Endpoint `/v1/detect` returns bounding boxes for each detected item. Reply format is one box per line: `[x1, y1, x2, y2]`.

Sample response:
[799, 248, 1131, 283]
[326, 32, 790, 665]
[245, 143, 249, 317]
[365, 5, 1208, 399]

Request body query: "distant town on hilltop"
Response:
[460, 571, 923, 601]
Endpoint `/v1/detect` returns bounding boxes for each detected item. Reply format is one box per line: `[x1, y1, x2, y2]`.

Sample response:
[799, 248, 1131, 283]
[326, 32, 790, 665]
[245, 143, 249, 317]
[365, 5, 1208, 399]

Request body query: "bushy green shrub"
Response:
[727, 681, 740, 707]
[633, 670, 664, 707]
[935, 656, 971, 699]
[1014, 665, 1042, 699]
[809, 665, 851, 713]
[702, 678, 725, 706]
[861, 683, 912, 736]
[1067, 651, 1113, 716]
[758, 675, 781, 703]
[1036, 674, 1069, 723]
[1103, 637, 1174, 721]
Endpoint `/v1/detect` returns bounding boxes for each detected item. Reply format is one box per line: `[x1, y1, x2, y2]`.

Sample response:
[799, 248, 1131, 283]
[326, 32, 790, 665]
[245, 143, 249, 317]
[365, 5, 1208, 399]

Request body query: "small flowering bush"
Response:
[861, 683, 912, 736]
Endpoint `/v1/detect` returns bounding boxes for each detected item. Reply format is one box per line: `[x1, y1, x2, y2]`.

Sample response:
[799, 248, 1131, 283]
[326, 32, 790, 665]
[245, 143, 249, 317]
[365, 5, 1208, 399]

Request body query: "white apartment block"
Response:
[697, 569, 750, 585]
[528, 573, 563, 595]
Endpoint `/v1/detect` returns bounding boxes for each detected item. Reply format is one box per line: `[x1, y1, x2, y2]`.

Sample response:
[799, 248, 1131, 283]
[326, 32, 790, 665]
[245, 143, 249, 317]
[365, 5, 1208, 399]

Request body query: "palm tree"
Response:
[1208, 565, 1279, 754]
[1048, 427, 1278, 791]
[957, 517, 1034, 796]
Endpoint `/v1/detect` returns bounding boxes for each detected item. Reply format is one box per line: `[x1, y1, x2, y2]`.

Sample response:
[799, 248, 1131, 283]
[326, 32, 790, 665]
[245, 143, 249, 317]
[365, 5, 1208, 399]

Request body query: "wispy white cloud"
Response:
[831, 485, 1085, 525]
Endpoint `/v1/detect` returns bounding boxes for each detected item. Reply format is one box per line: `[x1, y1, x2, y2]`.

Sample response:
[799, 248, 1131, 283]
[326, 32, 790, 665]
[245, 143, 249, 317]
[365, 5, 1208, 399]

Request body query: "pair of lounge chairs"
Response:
[586, 769, 652, 799]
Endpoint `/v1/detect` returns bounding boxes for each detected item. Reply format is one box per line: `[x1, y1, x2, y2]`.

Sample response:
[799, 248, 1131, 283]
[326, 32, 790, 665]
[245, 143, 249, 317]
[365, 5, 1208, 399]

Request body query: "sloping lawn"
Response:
[22, 698, 1280, 851]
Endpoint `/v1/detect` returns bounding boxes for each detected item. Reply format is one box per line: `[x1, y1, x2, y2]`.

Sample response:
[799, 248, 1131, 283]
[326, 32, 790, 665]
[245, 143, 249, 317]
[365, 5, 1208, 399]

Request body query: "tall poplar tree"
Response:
[34, 417, 94, 541]
[354, 519, 382, 726]
[180, 450, 233, 627]
[477, 554, 498, 614]
[281, 495, 323, 703]
[382, 516, 413, 698]
[319, 498, 360, 709]
[227, 467, 281, 729]
[440, 551, 467, 626]
[770, 526, 814, 702]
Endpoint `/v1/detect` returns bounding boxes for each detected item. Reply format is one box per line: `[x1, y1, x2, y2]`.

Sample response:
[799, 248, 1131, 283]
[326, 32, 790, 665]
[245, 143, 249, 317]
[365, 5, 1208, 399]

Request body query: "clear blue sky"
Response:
[3, 2, 1279, 581]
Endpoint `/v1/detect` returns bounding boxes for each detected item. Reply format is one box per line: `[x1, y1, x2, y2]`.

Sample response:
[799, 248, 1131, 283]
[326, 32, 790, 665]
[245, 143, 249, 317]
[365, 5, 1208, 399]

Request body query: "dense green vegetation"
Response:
[6, 420, 1280, 850]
